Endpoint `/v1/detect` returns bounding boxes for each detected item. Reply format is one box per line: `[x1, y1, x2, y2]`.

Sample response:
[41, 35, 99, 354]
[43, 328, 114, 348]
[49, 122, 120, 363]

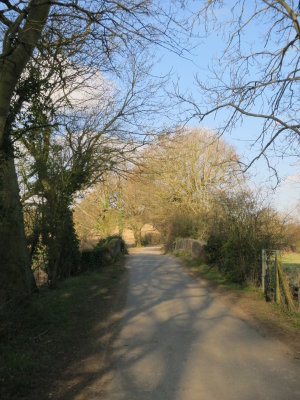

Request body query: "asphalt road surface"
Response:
[103, 247, 300, 400]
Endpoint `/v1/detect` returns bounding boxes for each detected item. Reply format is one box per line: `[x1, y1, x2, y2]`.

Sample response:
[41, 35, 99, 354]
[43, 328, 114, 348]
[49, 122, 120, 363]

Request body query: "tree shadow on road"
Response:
[44, 248, 299, 400]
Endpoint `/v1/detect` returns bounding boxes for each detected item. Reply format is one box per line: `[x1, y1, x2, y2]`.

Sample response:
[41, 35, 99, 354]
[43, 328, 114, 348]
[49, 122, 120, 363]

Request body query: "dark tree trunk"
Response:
[0, 1, 51, 307]
[132, 226, 142, 247]
[0, 142, 36, 306]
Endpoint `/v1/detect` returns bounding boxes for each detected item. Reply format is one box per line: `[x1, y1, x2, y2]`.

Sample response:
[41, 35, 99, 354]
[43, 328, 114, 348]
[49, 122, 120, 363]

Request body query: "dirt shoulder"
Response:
[177, 257, 300, 359]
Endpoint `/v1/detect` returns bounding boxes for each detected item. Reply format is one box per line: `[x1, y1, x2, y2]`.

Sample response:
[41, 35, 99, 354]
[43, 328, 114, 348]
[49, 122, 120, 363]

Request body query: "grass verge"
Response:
[0, 260, 127, 400]
[173, 249, 248, 289]
[174, 250, 300, 354]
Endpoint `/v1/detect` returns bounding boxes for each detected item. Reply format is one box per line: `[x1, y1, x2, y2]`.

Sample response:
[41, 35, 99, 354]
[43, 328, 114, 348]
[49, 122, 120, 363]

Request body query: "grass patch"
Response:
[282, 252, 300, 272]
[174, 250, 249, 291]
[282, 252, 300, 267]
[282, 252, 300, 286]
[0, 262, 125, 400]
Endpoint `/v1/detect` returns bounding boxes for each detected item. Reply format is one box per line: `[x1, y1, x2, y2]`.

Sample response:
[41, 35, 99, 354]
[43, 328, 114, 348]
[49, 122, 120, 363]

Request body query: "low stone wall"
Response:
[175, 238, 206, 258]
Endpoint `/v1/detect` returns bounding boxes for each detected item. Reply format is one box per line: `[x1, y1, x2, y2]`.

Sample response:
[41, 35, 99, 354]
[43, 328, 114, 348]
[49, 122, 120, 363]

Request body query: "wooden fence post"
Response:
[274, 251, 281, 304]
[277, 258, 296, 313]
[262, 249, 266, 294]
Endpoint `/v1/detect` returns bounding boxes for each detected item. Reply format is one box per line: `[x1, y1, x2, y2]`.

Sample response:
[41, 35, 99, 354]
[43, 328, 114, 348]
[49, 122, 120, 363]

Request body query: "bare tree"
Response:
[179, 0, 300, 175]
[143, 128, 242, 214]
[16, 51, 164, 285]
[124, 127, 243, 246]
[0, 0, 188, 304]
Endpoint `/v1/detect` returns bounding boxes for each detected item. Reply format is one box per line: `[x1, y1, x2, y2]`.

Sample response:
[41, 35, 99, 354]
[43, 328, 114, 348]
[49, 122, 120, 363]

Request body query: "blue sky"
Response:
[151, 2, 300, 219]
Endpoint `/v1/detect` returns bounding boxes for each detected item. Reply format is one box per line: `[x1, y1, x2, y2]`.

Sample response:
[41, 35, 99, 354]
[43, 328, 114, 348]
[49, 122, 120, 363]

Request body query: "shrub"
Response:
[163, 211, 209, 252]
[80, 236, 127, 271]
[205, 191, 285, 284]
[142, 232, 161, 246]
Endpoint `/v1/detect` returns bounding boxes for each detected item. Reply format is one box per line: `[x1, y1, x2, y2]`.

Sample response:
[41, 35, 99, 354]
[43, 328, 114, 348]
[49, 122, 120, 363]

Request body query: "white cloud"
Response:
[278, 174, 300, 192]
[50, 66, 116, 112]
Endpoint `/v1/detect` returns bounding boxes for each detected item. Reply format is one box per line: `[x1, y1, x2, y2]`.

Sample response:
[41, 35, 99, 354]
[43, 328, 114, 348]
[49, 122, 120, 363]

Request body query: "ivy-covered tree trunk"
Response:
[0, 1, 51, 305]
[44, 201, 80, 287]
[132, 225, 143, 247]
[0, 140, 36, 304]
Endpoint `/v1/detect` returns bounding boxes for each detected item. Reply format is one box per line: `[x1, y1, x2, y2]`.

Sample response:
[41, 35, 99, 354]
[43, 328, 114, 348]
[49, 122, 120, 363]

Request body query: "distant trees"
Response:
[74, 127, 243, 248]
[139, 128, 243, 248]
[157, 128, 240, 210]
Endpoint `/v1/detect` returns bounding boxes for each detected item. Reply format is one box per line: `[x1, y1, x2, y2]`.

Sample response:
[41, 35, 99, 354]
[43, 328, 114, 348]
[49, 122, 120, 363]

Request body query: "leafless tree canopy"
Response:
[179, 0, 300, 172]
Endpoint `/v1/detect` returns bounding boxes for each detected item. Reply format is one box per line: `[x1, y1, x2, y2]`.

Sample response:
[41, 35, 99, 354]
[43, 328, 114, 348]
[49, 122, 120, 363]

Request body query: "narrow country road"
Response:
[103, 247, 300, 400]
